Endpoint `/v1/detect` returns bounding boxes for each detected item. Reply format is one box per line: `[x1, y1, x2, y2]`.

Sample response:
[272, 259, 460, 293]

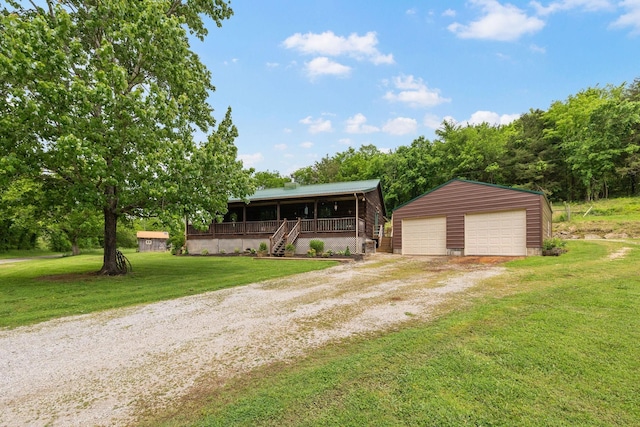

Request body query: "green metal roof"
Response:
[230, 179, 381, 203]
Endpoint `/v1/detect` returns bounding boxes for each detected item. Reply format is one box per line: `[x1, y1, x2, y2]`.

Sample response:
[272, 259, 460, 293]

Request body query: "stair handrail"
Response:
[286, 218, 301, 245]
[270, 219, 288, 254]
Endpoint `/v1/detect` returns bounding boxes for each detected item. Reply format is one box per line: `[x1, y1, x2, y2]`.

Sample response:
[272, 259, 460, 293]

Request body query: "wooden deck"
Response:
[188, 217, 365, 238]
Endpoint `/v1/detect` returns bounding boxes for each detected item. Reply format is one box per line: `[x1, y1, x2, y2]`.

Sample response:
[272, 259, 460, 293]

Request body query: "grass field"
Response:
[146, 239, 640, 427]
[0, 252, 337, 328]
[553, 197, 640, 238]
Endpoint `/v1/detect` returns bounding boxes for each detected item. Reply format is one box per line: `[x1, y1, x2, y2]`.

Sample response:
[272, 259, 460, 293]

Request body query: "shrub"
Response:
[307, 248, 316, 257]
[542, 237, 568, 256]
[234, 247, 241, 254]
[168, 234, 185, 253]
[309, 239, 324, 254]
[201, 249, 209, 256]
[344, 246, 351, 256]
[285, 243, 295, 253]
[543, 237, 566, 251]
[259, 242, 268, 252]
[220, 249, 226, 254]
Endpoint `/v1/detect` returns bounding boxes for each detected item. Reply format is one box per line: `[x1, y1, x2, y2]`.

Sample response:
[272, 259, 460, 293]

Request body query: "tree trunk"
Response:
[100, 188, 120, 275]
[71, 239, 80, 256]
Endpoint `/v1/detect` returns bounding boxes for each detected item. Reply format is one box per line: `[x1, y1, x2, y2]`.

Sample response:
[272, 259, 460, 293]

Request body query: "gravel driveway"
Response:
[0, 254, 505, 426]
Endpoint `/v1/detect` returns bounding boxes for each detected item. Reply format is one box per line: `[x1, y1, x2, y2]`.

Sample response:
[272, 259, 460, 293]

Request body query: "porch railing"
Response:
[207, 217, 365, 236]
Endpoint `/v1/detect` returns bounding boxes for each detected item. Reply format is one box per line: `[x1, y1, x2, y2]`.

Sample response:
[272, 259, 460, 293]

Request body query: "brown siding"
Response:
[364, 188, 385, 238]
[447, 214, 464, 248]
[393, 180, 548, 252]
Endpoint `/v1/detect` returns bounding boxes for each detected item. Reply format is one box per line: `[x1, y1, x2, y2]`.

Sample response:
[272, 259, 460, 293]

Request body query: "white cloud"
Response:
[345, 113, 380, 134]
[379, 147, 392, 154]
[382, 117, 418, 135]
[610, 0, 640, 34]
[442, 8, 457, 17]
[266, 62, 279, 68]
[305, 57, 351, 78]
[300, 141, 314, 149]
[423, 113, 443, 129]
[383, 74, 450, 108]
[299, 116, 333, 133]
[339, 138, 353, 145]
[466, 110, 520, 126]
[283, 128, 292, 134]
[282, 31, 394, 65]
[238, 153, 263, 168]
[530, 43, 546, 53]
[531, 0, 612, 16]
[274, 143, 287, 150]
[448, 0, 545, 41]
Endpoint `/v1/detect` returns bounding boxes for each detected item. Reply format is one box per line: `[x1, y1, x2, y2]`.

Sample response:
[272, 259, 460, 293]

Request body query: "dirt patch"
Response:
[0, 254, 507, 427]
[608, 247, 632, 260]
[449, 256, 523, 265]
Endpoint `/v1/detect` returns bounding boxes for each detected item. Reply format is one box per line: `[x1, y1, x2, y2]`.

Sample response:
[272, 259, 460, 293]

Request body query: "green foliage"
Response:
[542, 237, 567, 251]
[0, 1, 254, 273]
[286, 79, 640, 209]
[285, 243, 295, 253]
[258, 242, 268, 252]
[344, 246, 351, 256]
[309, 239, 324, 254]
[307, 248, 316, 257]
[253, 170, 292, 189]
[168, 234, 185, 255]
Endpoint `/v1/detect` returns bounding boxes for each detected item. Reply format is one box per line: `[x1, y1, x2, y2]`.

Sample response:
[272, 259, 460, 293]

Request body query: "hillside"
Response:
[553, 197, 640, 239]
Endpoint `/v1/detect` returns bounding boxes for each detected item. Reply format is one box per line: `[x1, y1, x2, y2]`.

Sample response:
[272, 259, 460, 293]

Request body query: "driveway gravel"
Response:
[0, 254, 505, 426]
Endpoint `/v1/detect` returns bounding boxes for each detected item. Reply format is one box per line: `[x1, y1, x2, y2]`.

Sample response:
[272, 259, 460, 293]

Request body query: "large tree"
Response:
[0, 1, 253, 274]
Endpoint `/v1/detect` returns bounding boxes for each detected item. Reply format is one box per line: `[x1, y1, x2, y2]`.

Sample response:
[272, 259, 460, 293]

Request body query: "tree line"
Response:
[258, 80, 640, 214]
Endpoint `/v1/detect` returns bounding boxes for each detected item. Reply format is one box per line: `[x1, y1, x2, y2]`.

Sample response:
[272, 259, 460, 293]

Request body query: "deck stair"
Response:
[377, 236, 392, 253]
[270, 219, 301, 256]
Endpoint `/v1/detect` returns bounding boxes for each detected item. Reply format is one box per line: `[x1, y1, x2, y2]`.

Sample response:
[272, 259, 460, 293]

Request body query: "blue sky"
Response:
[191, 0, 640, 175]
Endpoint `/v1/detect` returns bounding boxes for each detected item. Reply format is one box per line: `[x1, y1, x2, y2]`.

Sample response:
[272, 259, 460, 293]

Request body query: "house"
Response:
[186, 179, 387, 255]
[136, 231, 169, 252]
[392, 179, 552, 256]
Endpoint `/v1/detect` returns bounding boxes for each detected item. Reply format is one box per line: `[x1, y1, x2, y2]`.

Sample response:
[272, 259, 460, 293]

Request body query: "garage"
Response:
[392, 179, 552, 256]
[401, 217, 447, 255]
[465, 210, 527, 256]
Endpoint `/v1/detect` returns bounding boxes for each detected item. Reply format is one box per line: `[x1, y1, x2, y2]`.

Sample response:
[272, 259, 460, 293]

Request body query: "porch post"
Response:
[314, 199, 318, 232]
[277, 202, 281, 221]
[354, 193, 359, 254]
[243, 205, 247, 235]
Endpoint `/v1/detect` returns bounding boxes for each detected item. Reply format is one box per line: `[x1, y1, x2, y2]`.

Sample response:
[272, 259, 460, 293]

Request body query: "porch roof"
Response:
[229, 179, 381, 203]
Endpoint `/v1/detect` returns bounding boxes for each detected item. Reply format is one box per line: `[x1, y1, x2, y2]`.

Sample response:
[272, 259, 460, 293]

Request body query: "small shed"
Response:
[392, 179, 552, 256]
[136, 231, 169, 252]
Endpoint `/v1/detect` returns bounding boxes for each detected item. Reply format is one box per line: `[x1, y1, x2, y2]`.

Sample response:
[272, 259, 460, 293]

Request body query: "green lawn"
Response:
[0, 248, 61, 259]
[0, 252, 337, 328]
[148, 240, 640, 426]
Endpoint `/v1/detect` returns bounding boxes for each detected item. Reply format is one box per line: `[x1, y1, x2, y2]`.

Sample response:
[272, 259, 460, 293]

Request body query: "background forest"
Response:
[2, 79, 639, 252]
[263, 79, 640, 214]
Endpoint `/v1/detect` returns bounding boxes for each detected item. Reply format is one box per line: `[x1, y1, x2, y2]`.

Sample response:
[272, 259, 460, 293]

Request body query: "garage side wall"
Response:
[393, 180, 546, 254]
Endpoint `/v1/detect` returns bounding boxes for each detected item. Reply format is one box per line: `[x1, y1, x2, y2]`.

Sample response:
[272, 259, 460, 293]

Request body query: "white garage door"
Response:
[465, 210, 526, 256]
[402, 217, 447, 255]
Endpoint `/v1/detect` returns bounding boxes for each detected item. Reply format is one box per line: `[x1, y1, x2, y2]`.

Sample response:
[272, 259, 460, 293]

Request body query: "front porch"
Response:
[188, 217, 368, 255]
[185, 180, 386, 256]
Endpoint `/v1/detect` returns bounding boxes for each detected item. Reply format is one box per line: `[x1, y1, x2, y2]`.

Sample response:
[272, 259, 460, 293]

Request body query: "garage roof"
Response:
[229, 179, 381, 203]
[393, 179, 547, 211]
